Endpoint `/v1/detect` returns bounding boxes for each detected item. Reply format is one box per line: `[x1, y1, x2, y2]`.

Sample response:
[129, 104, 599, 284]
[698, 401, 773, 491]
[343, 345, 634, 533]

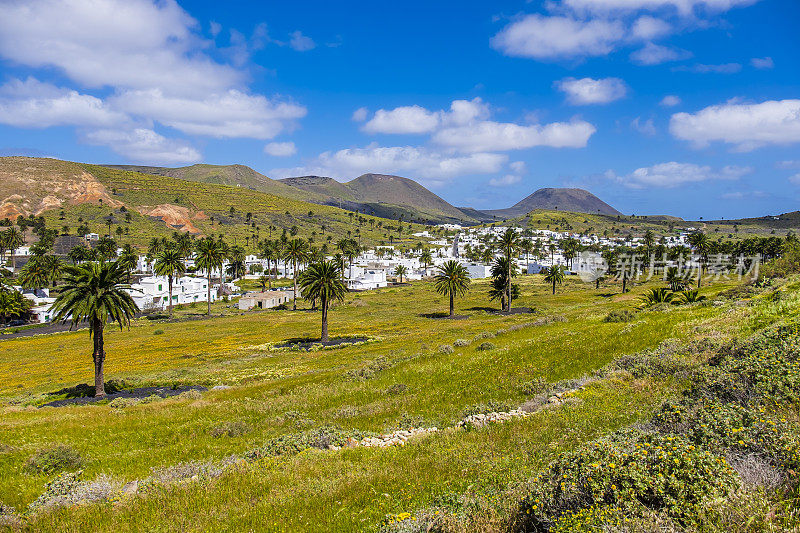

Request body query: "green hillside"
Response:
[0, 157, 428, 251]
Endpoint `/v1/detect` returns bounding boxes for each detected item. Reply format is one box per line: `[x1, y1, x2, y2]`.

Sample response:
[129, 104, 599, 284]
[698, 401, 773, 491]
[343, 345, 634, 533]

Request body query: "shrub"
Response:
[473, 331, 495, 341]
[437, 344, 454, 355]
[177, 389, 202, 400]
[153, 329, 164, 335]
[462, 400, 513, 417]
[109, 397, 139, 409]
[476, 342, 495, 351]
[246, 426, 375, 458]
[209, 421, 252, 438]
[453, 338, 470, 347]
[639, 288, 676, 308]
[24, 445, 83, 474]
[385, 383, 408, 395]
[603, 309, 635, 323]
[520, 377, 549, 396]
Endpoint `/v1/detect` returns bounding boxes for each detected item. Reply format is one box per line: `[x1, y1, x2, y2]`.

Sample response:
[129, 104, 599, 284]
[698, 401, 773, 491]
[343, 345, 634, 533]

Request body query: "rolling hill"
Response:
[483, 187, 622, 218]
[0, 157, 427, 249]
[280, 173, 481, 224]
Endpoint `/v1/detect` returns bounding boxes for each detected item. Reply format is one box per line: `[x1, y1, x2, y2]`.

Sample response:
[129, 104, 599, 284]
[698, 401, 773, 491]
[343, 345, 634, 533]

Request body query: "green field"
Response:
[2, 270, 798, 531]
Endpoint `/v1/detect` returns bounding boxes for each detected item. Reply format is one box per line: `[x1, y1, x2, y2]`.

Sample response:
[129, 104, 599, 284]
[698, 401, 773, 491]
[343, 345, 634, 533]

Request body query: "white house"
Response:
[126, 275, 215, 311]
[346, 267, 387, 291]
[19, 287, 56, 323]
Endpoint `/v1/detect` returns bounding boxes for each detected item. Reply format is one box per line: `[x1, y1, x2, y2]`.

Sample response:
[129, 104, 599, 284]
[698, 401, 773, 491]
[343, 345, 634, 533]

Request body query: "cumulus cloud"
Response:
[562, 0, 759, 15]
[610, 162, 751, 188]
[264, 142, 297, 157]
[84, 128, 201, 164]
[660, 95, 682, 106]
[631, 117, 657, 135]
[363, 105, 442, 134]
[490, 15, 625, 60]
[670, 99, 800, 151]
[630, 42, 692, 65]
[673, 63, 742, 73]
[789, 173, 800, 185]
[351, 107, 368, 122]
[0, 78, 127, 128]
[270, 144, 507, 185]
[433, 120, 596, 153]
[0, 0, 239, 96]
[631, 16, 672, 40]
[362, 98, 489, 134]
[110, 89, 306, 139]
[750, 57, 774, 69]
[289, 30, 316, 51]
[555, 77, 628, 105]
[489, 174, 522, 187]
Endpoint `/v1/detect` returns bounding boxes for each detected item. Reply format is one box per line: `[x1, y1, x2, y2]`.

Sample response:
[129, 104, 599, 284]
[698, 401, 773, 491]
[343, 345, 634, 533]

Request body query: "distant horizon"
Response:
[0, 0, 798, 220]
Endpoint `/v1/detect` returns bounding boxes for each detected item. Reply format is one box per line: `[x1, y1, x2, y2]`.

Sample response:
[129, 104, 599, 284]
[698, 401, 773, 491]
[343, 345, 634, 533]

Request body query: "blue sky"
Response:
[0, 0, 798, 219]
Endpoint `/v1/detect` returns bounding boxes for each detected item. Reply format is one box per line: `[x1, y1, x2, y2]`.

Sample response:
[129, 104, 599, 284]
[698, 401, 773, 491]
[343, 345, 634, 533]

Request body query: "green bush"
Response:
[209, 421, 252, 438]
[24, 445, 83, 475]
[476, 342, 495, 351]
[153, 329, 164, 335]
[437, 344, 454, 355]
[603, 309, 635, 323]
[245, 426, 375, 458]
[452, 339, 470, 347]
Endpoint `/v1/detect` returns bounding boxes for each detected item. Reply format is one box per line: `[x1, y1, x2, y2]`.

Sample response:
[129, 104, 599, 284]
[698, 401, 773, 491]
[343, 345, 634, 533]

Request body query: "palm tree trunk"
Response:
[268, 259, 272, 289]
[449, 291, 454, 317]
[168, 275, 174, 317]
[292, 259, 297, 310]
[507, 257, 512, 312]
[321, 299, 329, 341]
[552, 279, 556, 295]
[93, 318, 106, 397]
[622, 273, 627, 294]
[596, 278, 600, 289]
[207, 272, 212, 316]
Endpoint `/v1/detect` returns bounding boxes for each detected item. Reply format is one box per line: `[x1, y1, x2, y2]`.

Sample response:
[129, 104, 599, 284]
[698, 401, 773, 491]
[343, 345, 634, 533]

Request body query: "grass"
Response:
[0, 273, 787, 531]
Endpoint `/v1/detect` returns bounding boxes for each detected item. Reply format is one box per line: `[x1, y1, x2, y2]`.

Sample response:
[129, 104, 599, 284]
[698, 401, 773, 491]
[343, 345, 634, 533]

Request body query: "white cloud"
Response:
[362, 98, 490, 135]
[631, 117, 657, 135]
[673, 63, 742, 73]
[84, 128, 201, 164]
[110, 89, 306, 139]
[289, 30, 315, 51]
[611, 162, 751, 188]
[264, 142, 297, 157]
[270, 144, 507, 185]
[489, 174, 522, 187]
[0, 78, 127, 128]
[721, 190, 767, 200]
[0, 0, 240, 96]
[789, 173, 800, 185]
[556, 77, 627, 105]
[631, 16, 672, 40]
[562, 0, 759, 15]
[660, 95, 682, 106]
[490, 15, 625, 60]
[750, 57, 774, 69]
[433, 120, 596, 153]
[670, 99, 800, 151]
[630, 42, 691, 65]
[351, 107, 368, 122]
[363, 105, 442, 134]
[777, 160, 800, 169]
[509, 161, 527, 173]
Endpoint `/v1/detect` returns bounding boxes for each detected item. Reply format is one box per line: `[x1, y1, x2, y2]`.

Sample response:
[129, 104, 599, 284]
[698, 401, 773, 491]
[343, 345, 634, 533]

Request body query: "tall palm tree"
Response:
[118, 244, 137, 283]
[543, 265, 565, 295]
[226, 245, 246, 281]
[688, 232, 710, 288]
[395, 265, 407, 283]
[5, 227, 24, 270]
[174, 233, 194, 259]
[0, 288, 32, 325]
[50, 261, 139, 396]
[497, 228, 519, 311]
[433, 260, 471, 317]
[490, 257, 518, 310]
[19, 256, 51, 288]
[42, 255, 64, 287]
[153, 248, 186, 317]
[298, 260, 347, 341]
[194, 238, 226, 316]
[282, 238, 310, 310]
[419, 250, 433, 277]
[259, 240, 277, 290]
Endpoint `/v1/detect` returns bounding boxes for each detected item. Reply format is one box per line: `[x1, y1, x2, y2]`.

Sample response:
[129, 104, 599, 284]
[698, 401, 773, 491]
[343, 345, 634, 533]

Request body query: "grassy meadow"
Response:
[2, 271, 792, 531]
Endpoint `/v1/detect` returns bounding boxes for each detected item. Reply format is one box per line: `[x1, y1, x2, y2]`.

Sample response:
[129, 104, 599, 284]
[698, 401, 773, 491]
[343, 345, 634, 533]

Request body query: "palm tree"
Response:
[18, 256, 49, 289]
[153, 248, 186, 317]
[490, 257, 518, 310]
[226, 245, 246, 281]
[395, 265, 407, 283]
[118, 244, 137, 283]
[497, 228, 520, 312]
[419, 250, 433, 277]
[42, 255, 64, 287]
[433, 260, 470, 317]
[50, 261, 139, 396]
[676, 289, 706, 304]
[639, 287, 675, 307]
[259, 240, 278, 290]
[543, 265, 565, 295]
[665, 266, 691, 292]
[688, 232, 710, 288]
[298, 260, 347, 341]
[194, 238, 226, 316]
[0, 288, 32, 325]
[5, 227, 24, 270]
[283, 238, 310, 310]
